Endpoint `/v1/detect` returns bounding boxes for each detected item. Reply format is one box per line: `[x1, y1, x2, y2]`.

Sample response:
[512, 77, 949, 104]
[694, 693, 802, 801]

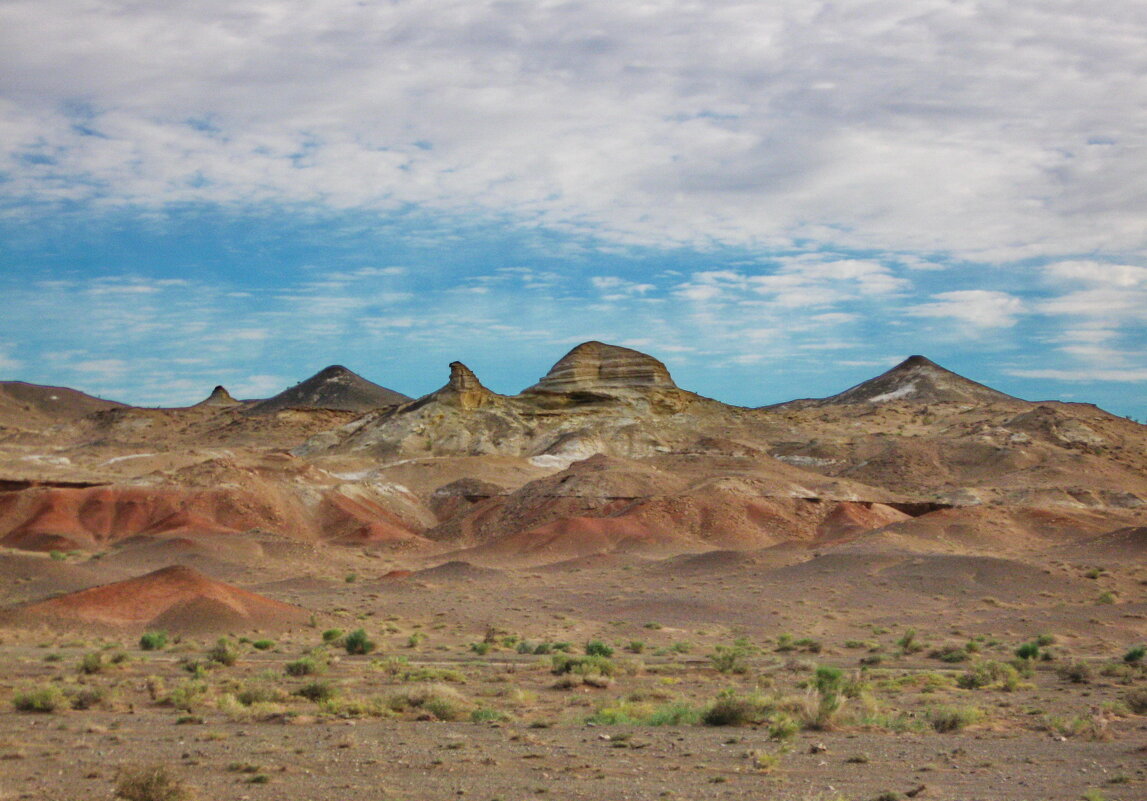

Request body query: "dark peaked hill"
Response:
[787, 355, 1021, 407]
[246, 365, 410, 414]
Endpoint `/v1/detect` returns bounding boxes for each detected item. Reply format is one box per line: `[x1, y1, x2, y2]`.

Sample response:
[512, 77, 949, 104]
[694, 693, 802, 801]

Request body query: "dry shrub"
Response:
[114, 764, 195, 801]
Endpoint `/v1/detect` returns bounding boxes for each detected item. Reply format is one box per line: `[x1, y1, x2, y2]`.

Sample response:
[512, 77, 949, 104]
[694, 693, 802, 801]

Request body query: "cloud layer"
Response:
[1, 2, 1145, 418]
[3, 0, 1146, 259]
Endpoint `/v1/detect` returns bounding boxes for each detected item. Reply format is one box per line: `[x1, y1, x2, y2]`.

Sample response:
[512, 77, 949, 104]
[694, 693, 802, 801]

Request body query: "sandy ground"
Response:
[2, 547, 1146, 801]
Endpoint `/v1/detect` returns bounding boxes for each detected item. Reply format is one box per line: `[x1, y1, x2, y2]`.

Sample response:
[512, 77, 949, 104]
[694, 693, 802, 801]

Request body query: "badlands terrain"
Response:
[0, 342, 1145, 801]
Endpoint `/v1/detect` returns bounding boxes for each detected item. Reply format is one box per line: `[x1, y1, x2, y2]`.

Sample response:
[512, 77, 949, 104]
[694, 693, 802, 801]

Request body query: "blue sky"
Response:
[1, 1, 1145, 418]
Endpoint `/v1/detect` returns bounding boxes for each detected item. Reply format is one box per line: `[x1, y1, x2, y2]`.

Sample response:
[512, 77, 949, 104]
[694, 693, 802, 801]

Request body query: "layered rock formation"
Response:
[526, 341, 676, 393]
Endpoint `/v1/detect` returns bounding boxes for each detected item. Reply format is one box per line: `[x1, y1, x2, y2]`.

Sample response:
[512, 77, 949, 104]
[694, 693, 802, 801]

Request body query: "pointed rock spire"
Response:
[438, 362, 493, 410]
[197, 385, 240, 407]
[448, 362, 485, 393]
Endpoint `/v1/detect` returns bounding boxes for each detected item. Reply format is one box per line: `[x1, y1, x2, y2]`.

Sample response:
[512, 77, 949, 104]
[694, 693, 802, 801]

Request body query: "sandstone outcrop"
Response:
[526, 341, 677, 394]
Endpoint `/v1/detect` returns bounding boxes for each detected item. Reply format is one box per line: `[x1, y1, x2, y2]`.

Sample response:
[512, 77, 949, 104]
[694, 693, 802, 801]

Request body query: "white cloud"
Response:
[1007, 368, 1147, 382]
[908, 290, 1025, 328]
[232, 374, 288, 399]
[0, 345, 22, 373]
[1044, 261, 1147, 287]
[1, 1, 1145, 260]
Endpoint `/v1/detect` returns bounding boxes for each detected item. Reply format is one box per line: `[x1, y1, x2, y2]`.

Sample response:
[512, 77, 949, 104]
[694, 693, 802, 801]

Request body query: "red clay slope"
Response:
[11, 565, 309, 631]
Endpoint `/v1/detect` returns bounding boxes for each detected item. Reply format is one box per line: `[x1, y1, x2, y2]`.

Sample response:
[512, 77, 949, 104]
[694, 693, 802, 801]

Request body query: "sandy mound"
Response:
[413, 560, 502, 581]
[1050, 526, 1147, 559]
[10, 564, 309, 631]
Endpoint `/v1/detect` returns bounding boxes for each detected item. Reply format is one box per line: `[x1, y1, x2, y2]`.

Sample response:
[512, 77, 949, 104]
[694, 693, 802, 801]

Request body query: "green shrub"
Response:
[344, 628, 376, 655]
[285, 656, 325, 677]
[322, 629, 344, 644]
[387, 685, 471, 721]
[646, 702, 702, 726]
[293, 681, 337, 703]
[551, 654, 616, 677]
[69, 685, 112, 710]
[470, 641, 491, 655]
[207, 638, 239, 667]
[1057, 661, 1093, 684]
[470, 706, 508, 723]
[79, 651, 105, 675]
[164, 680, 208, 712]
[113, 764, 194, 801]
[1123, 645, 1145, 664]
[1125, 689, 1147, 714]
[957, 660, 1020, 691]
[1097, 591, 1117, 605]
[768, 713, 800, 740]
[12, 684, 67, 713]
[585, 640, 614, 657]
[139, 631, 169, 651]
[926, 705, 982, 732]
[710, 644, 750, 674]
[812, 665, 844, 694]
[251, 639, 275, 651]
[1014, 641, 1041, 661]
[701, 689, 773, 726]
[235, 685, 280, 706]
[896, 628, 922, 655]
[929, 645, 970, 663]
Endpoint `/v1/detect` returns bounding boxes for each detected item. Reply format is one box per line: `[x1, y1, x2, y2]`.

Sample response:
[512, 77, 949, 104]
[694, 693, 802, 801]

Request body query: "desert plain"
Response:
[0, 342, 1145, 801]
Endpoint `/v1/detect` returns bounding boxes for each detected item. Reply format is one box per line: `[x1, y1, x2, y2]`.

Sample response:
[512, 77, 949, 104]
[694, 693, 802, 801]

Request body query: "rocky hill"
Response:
[780, 355, 1022, 407]
[246, 365, 410, 414]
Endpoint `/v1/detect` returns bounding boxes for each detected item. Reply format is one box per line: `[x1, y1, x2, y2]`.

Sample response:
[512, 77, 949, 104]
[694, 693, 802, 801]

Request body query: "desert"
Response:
[1, 342, 1145, 801]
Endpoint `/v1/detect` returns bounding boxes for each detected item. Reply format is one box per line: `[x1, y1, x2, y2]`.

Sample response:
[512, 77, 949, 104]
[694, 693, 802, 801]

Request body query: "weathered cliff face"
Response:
[296, 343, 736, 463]
[525, 341, 676, 394]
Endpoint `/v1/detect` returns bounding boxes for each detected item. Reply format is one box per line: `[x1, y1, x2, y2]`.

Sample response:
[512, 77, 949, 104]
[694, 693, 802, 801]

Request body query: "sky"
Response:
[1, 1, 1145, 418]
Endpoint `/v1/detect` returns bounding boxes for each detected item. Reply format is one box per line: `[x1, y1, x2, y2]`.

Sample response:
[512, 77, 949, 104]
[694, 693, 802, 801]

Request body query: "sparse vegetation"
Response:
[344, 628, 376, 655]
[139, 631, 169, 651]
[12, 684, 67, 713]
[585, 639, 614, 657]
[114, 764, 195, 801]
[926, 704, 983, 732]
